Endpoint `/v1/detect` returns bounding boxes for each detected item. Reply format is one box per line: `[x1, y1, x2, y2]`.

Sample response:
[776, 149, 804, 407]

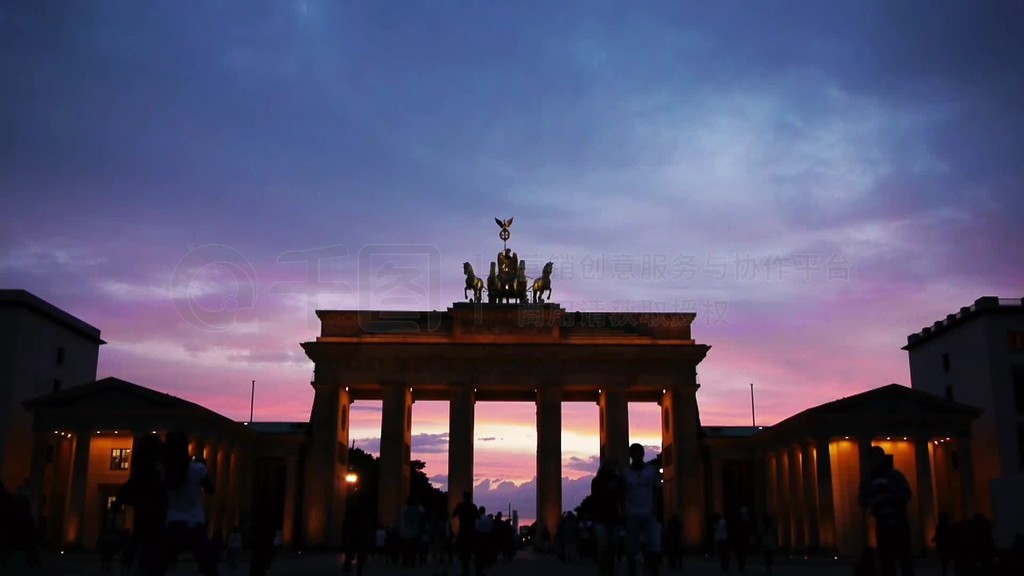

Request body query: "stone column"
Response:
[379, 385, 412, 530]
[710, 458, 724, 515]
[598, 388, 629, 467]
[65, 429, 92, 546]
[447, 385, 475, 528]
[790, 444, 806, 545]
[283, 455, 300, 548]
[28, 428, 48, 526]
[332, 392, 352, 546]
[802, 442, 820, 550]
[857, 438, 874, 547]
[956, 436, 975, 519]
[536, 384, 562, 541]
[193, 437, 206, 462]
[216, 444, 233, 539]
[303, 369, 349, 547]
[774, 449, 791, 550]
[229, 449, 244, 534]
[661, 370, 703, 548]
[815, 437, 837, 552]
[204, 441, 220, 537]
[914, 436, 936, 553]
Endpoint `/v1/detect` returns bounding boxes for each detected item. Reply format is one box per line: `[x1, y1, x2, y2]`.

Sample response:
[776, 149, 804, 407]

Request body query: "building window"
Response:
[110, 448, 131, 470]
[53, 379, 62, 393]
[1009, 331, 1024, 351]
[56, 346, 65, 365]
[1014, 371, 1024, 415]
[942, 353, 951, 374]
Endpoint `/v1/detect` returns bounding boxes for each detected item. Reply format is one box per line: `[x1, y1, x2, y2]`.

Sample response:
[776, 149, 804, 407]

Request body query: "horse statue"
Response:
[487, 262, 498, 303]
[515, 261, 529, 303]
[531, 261, 554, 303]
[463, 262, 484, 303]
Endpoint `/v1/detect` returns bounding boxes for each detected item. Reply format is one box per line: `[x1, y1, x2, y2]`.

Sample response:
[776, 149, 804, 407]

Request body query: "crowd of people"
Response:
[0, 430, 280, 576]
[112, 430, 284, 576]
[7, 439, 1024, 576]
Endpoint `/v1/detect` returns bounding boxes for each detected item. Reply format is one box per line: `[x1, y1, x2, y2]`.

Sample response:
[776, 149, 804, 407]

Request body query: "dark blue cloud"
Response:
[2, 0, 1023, 428]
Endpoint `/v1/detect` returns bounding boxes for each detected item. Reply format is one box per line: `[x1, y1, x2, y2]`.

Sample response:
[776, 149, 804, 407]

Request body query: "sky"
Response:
[3, 1, 1023, 523]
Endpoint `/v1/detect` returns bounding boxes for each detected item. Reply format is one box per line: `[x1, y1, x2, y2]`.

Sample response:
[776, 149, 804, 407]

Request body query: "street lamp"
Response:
[345, 472, 359, 485]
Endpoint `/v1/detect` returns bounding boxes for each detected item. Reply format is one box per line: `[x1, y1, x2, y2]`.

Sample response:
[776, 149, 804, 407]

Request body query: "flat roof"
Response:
[903, 296, 1024, 351]
[0, 289, 105, 344]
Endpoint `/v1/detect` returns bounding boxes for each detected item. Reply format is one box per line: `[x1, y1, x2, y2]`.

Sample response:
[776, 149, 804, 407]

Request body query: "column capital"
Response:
[813, 435, 833, 447]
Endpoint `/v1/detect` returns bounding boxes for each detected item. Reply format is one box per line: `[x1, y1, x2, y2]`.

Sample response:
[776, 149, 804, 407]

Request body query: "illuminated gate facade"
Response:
[301, 303, 710, 548]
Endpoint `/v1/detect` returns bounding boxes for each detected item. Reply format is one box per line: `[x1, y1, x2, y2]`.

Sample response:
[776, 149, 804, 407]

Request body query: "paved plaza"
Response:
[27, 549, 948, 576]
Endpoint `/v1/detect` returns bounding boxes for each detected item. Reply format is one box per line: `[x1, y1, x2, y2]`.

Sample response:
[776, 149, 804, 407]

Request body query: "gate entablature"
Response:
[311, 306, 698, 341]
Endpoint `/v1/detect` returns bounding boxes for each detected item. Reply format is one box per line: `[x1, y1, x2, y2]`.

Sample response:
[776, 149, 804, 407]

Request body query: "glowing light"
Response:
[345, 472, 359, 484]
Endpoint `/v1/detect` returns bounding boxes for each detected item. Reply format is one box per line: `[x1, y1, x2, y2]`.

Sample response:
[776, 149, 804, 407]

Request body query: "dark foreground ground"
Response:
[16, 549, 952, 576]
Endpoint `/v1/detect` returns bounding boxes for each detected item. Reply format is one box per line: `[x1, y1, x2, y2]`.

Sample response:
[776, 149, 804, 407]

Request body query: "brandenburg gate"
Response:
[301, 221, 710, 548]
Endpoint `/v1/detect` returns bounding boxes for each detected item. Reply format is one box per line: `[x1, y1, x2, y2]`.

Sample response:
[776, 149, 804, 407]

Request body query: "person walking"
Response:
[757, 514, 778, 575]
[452, 491, 478, 576]
[713, 513, 729, 572]
[858, 446, 914, 576]
[401, 495, 426, 571]
[156, 431, 219, 576]
[591, 459, 625, 576]
[115, 433, 167, 576]
[622, 443, 661, 576]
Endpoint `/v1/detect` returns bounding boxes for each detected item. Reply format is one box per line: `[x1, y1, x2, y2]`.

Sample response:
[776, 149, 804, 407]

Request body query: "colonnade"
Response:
[303, 369, 705, 550]
[29, 427, 246, 548]
[762, 434, 975, 555]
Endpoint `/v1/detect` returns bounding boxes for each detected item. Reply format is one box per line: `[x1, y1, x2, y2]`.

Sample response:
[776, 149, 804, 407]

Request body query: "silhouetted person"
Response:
[99, 523, 119, 573]
[623, 443, 661, 576]
[757, 514, 778, 576]
[0, 480, 36, 575]
[401, 495, 426, 570]
[932, 513, 952, 576]
[248, 496, 277, 576]
[341, 504, 370, 576]
[156, 431, 219, 576]
[854, 547, 879, 576]
[664, 515, 682, 570]
[115, 432, 166, 576]
[452, 491, 478, 576]
[562, 512, 580, 563]
[728, 506, 751, 572]
[226, 526, 242, 572]
[966, 513, 994, 574]
[591, 458, 625, 576]
[858, 447, 913, 576]
[474, 507, 494, 575]
[713, 513, 729, 572]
